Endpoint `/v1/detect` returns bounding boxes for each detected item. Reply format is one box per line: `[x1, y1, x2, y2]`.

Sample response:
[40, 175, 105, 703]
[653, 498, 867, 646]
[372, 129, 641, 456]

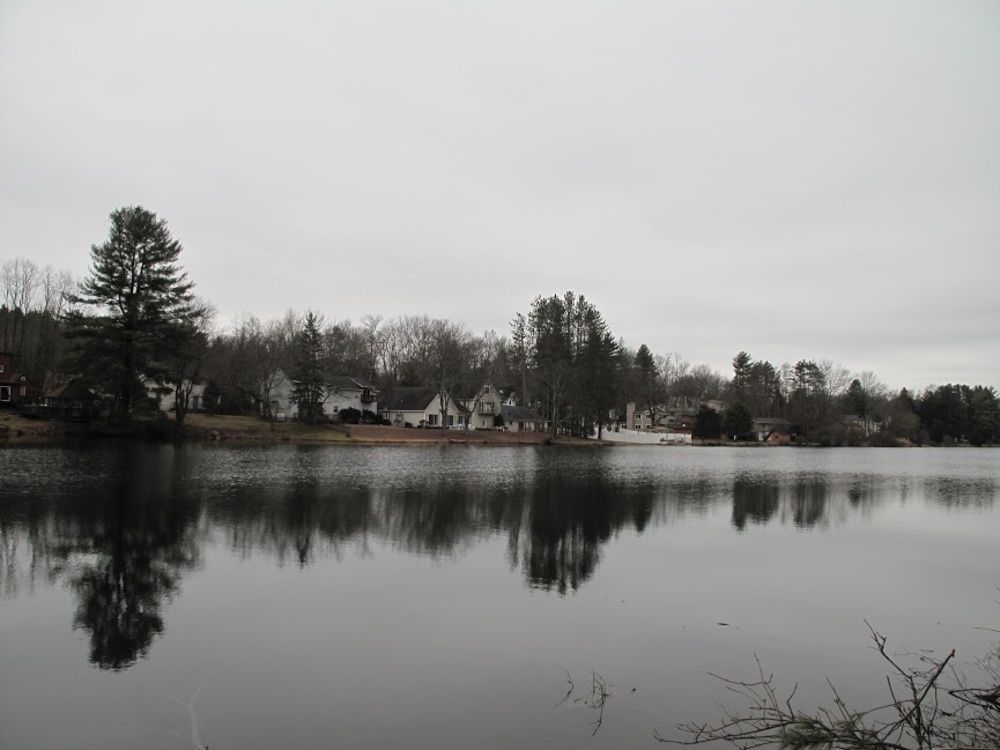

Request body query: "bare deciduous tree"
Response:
[2, 257, 40, 356]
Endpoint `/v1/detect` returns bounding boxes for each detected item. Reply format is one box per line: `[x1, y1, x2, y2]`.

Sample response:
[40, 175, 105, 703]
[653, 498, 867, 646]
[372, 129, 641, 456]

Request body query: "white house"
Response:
[269, 368, 379, 420]
[460, 385, 503, 430]
[153, 378, 208, 413]
[381, 387, 469, 428]
[500, 404, 546, 433]
[751, 417, 792, 442]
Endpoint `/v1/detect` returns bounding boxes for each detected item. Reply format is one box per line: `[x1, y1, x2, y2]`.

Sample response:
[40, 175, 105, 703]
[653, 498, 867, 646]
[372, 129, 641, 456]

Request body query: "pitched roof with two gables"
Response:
[43, 376, 97, 402]
[382, 386, 469, 414]
[327, 375, 377, 392]
[275, 369, 376, 391]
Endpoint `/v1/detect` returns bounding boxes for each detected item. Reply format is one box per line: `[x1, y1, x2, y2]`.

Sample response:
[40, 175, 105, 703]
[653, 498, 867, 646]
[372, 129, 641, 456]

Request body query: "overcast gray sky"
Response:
[2, 0, 998, 390]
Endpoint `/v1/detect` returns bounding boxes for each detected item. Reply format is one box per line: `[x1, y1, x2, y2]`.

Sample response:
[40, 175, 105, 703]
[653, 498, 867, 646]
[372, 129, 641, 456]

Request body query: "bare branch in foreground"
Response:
[654, 623, 1000, 750]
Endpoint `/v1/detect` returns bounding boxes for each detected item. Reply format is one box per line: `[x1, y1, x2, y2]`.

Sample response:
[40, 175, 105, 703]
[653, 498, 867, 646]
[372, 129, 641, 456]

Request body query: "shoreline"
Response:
[0, 413, 604, 447]
[2, 413, 989, 448]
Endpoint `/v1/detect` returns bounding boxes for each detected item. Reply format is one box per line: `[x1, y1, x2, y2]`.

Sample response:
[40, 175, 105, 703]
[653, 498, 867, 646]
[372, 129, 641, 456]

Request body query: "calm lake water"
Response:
[1, 444, 998, 749]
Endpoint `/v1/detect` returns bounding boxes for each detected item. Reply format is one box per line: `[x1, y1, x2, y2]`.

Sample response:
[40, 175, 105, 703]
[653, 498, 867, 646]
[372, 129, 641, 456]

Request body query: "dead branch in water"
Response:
[167, 679, 209, 750]
[654, 622, 1000, 750]
[556, 668, 614, 736]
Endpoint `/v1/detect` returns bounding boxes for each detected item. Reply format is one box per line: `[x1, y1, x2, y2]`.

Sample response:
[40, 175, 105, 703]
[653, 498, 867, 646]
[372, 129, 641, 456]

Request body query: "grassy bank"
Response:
[0, 413, 75, 443]
[182, 414, 597, 446]
[0, 411, 601, 446]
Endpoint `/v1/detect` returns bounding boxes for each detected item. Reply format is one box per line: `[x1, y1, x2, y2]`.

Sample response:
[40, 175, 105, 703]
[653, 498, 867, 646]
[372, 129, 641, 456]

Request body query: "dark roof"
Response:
[383, 387, 438, 411]
[382, 387, 470, 414]
[451, 384, 500, 402]
[0, 371, 31, 386]
[44, 379, 96, 401]
[501, 404, 543, 422]
[327, 375, 376, 391]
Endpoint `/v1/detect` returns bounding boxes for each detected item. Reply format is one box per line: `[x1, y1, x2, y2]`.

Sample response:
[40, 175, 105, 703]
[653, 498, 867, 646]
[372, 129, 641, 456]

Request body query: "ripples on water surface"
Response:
[1, 445, 998, 749]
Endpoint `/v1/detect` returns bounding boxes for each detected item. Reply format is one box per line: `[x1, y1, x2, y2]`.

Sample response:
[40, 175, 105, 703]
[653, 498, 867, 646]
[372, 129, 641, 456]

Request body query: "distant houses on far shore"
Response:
[2, 348, 871, 444]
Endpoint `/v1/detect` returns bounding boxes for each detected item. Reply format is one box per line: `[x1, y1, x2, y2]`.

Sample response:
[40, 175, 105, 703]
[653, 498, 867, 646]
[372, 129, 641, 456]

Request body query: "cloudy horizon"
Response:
[2, 0, 998, 391]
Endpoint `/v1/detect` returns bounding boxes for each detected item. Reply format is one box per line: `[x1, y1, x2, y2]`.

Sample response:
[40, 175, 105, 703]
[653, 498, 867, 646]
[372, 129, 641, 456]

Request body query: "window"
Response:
[427, 414, 438, 426]
[447, 415, 454, 426]
[20, 386, 26, 397]
[0, 386, 9, 402]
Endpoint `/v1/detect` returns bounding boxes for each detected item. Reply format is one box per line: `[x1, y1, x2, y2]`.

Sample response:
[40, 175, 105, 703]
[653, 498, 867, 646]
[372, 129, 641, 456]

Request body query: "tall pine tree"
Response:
[65, 207, 195, 420]
[292, 311, 326, 424]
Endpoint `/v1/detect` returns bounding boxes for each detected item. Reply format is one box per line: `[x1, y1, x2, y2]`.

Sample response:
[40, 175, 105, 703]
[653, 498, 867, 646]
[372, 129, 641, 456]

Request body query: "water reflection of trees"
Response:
[730, 472, 997, 531]
[512, 467, 658, 594]
[0, 446, 201, 670]
[2, 446, 997, 671]
[930, 477, 998, 508]
[732, 474, 876, 530]
[212, 463, 671, 594]
[731, 477, 781, 531]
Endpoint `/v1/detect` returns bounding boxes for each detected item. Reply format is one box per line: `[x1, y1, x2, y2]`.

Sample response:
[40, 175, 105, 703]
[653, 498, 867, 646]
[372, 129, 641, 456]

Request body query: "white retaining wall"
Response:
[592, 428, 692, 445]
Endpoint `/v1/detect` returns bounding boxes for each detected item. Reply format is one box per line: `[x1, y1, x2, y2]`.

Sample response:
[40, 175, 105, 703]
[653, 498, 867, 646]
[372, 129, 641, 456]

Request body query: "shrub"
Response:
[338, 407, 361, 424]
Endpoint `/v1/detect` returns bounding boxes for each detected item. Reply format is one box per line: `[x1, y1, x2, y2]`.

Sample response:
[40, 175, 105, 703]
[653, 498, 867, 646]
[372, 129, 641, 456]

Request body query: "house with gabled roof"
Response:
[381, 386, 469, 428]
[501, 403, 546, 433]
[156, 379, 209, 413]
[752, 417, 792, 442]
[457, 384, 503, 430]
[0, 352, 34, 406]
[268, 368, 379, 420]
[42, 376, 99, 420]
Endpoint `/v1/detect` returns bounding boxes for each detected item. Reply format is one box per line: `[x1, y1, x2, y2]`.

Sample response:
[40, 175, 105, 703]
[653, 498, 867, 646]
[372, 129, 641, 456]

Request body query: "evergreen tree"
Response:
[724, 402, 754, 440]
[292, 311, 326, 424]
[747, 360, 779, 417]
[526, 293, 575, 435]
[64, 207, 195, 420]
[962, 385, 1000, 446]
[732, 351, 753, 400]
[577, 305, 620, 437]
[846, 378, 866, 415]
[633, 344, 666, 426]
[788, 360, 827, 438]
[885, 388, 921, 443]
[693, 406, 722, 439]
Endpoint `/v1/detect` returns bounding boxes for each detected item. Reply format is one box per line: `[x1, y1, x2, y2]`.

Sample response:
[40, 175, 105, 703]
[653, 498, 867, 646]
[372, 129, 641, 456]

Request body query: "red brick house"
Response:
[0, 352, 35, 406]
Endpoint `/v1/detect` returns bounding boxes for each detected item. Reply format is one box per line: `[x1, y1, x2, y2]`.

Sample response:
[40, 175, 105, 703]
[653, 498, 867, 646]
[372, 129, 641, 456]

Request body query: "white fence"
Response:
[592, 427, 692, 445]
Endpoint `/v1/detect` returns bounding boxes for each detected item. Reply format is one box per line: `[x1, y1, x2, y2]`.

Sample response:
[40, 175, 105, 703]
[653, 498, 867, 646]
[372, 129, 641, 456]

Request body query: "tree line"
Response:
[2, 206, 998, 444]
